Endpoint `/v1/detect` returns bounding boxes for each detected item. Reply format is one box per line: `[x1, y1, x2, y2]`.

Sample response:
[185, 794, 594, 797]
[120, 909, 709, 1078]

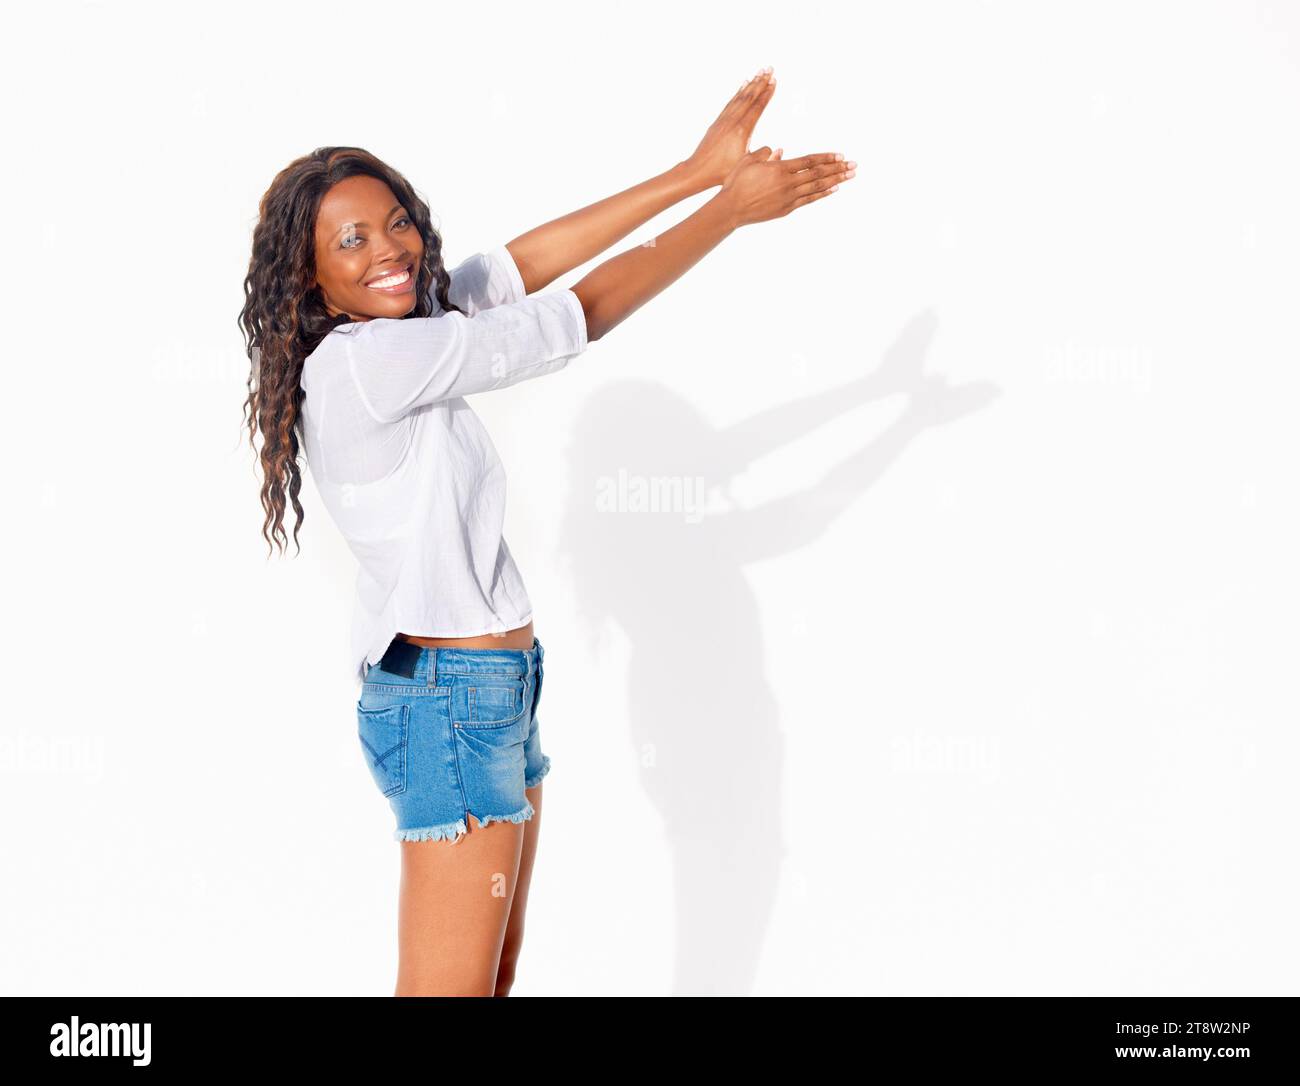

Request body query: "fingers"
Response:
[736, 66, 774, 95]
[790, 159, 856, 196]
[741, 70, 776, 114]
[728, 67, 775, 115]
[787, 159, 857, 214]
[791, 187, 835, 211]
[783, 151, 845, 173]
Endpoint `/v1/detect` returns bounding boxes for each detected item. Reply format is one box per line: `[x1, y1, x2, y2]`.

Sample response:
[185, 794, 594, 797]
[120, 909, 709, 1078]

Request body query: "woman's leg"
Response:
[395, 815, 526, 996]
[494, 780, 543, 996]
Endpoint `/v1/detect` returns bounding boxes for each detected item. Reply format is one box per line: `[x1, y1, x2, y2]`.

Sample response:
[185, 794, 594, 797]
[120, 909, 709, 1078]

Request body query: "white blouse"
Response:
[298, 244, 588, 683]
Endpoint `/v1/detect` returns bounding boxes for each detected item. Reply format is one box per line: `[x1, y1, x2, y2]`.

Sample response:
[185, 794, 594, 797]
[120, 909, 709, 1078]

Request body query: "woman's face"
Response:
[313, 174, 423, 322]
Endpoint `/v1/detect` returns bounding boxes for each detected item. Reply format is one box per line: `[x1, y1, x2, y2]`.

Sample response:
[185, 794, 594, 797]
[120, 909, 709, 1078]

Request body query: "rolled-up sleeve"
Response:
[341, 288, 588, 423]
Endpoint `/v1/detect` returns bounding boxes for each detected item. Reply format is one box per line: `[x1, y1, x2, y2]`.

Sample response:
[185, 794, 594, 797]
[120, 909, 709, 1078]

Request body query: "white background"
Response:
[1, 0, 1296, 995]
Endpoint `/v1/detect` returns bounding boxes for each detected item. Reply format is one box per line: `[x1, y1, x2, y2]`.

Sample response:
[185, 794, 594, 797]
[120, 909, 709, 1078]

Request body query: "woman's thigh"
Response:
[495, 780, 544, 993]
[396, 816, 526, 996]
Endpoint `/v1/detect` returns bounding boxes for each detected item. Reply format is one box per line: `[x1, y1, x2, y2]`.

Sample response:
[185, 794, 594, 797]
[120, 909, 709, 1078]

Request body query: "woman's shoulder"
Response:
[300, 327, 355, 394]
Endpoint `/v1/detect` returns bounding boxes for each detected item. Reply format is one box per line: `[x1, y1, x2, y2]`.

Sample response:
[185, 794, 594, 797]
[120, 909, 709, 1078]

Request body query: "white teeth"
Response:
[368, 269, 410, 289]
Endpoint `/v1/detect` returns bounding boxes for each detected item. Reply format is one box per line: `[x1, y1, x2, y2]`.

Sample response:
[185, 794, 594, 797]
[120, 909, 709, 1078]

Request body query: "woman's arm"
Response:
[503, 69, 779, 294]
[503, 164, 706, 294]
[570, 146, 853, 343]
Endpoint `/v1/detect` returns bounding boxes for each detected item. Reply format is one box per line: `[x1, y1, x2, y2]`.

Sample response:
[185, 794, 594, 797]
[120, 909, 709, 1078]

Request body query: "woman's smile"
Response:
[365, 263, 415, 294]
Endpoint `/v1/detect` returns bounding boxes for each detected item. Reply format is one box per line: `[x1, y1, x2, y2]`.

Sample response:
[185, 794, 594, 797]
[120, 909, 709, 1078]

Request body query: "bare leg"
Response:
[395, 814, 526, 996]
[494, 781, 544, 996]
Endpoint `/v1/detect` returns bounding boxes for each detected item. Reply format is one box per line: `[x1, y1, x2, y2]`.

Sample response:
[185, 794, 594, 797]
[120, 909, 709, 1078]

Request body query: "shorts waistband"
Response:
[367, 636, 543, 684]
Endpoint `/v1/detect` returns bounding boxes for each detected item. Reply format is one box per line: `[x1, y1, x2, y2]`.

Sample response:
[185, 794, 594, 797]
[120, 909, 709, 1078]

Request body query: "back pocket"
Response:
[357, 702, 410, 797]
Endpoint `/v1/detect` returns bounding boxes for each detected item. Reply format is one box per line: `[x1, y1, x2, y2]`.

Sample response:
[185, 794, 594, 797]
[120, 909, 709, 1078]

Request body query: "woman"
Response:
[239, 67, 854, 996]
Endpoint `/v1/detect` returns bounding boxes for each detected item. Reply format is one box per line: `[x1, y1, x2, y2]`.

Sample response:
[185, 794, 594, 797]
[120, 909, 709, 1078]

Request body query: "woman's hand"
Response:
[717, 147, 856, 228]
[681, 68, 778, 190]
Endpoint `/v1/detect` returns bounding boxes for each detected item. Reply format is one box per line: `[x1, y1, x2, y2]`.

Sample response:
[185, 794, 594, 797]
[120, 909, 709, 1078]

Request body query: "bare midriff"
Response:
[396, 619, 535, 652]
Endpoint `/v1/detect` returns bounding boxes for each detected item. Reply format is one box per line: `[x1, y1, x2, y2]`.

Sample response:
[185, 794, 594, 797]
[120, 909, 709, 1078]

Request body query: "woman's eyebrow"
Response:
[331, 203, 405, 237]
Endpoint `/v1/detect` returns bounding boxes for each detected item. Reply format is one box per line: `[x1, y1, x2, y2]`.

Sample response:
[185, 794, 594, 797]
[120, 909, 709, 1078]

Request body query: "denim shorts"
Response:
[356, 637, 549, 843]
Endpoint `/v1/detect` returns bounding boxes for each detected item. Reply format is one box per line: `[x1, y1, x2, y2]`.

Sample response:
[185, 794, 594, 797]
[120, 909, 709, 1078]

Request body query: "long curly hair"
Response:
[239, 146, 466, 556]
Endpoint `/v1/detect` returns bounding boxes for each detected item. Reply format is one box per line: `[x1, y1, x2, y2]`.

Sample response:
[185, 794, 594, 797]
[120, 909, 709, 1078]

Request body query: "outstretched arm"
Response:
[503, 69, 778, 293]
[571, 146, 854, 343]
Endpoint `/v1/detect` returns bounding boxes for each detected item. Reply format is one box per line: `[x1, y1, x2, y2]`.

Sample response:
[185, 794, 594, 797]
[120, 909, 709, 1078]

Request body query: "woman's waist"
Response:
[397, 619, 535, 651]
[368, 622, 542, 683]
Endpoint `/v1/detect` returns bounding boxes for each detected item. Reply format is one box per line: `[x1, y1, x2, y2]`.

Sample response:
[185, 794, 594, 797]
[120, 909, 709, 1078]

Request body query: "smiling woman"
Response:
[238, 69, 854, 996]
[315, 181, 424, 314]
[238, 145, 579, 1000]
[239, 147, 472, 562]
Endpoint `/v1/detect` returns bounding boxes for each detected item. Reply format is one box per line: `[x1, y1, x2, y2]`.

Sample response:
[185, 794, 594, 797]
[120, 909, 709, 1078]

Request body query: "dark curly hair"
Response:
[239, 147, 466, 556]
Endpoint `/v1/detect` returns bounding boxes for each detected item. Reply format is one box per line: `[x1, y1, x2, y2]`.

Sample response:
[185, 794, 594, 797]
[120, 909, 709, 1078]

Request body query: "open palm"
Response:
[684, 68, 777, 189]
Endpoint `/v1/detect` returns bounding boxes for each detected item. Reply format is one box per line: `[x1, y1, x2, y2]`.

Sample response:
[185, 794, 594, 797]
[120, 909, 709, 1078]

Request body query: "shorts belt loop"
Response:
[427, 646, 438, 688]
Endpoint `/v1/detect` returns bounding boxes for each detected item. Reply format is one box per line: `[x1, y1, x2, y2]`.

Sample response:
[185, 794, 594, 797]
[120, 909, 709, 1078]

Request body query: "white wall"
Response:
[1, 0, 1295, 995]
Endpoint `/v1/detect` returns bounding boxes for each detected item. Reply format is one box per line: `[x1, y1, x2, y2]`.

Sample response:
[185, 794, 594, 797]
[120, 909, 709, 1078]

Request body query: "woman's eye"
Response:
[341, 217, 407, 249]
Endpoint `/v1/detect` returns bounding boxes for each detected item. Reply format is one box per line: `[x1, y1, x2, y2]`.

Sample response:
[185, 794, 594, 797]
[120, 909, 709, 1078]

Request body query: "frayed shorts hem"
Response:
[393, 818, 469, 844]
[393, 798, 537, 844]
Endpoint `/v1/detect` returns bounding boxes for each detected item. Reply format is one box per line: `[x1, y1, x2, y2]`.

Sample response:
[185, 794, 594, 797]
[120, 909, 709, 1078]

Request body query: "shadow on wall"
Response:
[556, 308, 1000, 994]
